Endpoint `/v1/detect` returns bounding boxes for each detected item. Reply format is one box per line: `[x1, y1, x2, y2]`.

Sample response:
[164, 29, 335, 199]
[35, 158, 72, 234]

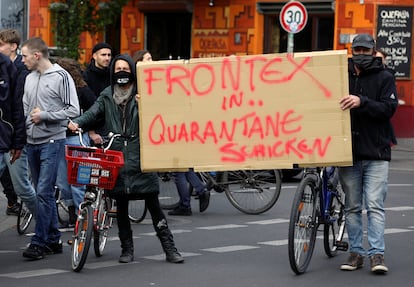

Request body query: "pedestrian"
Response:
[0, 28, 37, 218]
[53, 56, 96, 226]
[68, 54, 184, 264]
[339, 34, 398, 274]
[83, 42, 112, 146]
[21, 37, 80, 260]
[0, 52, 25, 213]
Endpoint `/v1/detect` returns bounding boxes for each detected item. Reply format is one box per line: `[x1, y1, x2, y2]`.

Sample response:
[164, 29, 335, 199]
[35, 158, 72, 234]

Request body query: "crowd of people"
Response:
[0, 29, 397, 274]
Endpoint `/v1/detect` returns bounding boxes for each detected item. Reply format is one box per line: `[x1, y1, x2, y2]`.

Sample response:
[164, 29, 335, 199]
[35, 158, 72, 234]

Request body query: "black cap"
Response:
[352, 34, 375, 49]
[92, 42, 112, 54]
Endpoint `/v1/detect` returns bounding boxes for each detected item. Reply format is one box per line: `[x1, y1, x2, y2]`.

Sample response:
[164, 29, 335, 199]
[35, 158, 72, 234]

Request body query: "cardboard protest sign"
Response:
[137, 50, 352, 171]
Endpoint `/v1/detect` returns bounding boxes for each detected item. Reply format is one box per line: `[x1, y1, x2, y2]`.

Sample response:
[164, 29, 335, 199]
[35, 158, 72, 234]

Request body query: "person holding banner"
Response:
[339, 34, 398, 274]
[68, 54, 184, 264]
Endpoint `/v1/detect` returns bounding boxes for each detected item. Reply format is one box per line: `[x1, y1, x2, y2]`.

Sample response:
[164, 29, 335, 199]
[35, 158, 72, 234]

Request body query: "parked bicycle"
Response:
[288, 166, 348, 274]
[158, 170, 282, 215]
[66, 131, 124, 272]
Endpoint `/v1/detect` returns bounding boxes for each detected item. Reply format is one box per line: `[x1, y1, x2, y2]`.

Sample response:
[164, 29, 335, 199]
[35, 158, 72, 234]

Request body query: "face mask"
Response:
[113, 71, 133, 86]
[352, 54, 374, 70]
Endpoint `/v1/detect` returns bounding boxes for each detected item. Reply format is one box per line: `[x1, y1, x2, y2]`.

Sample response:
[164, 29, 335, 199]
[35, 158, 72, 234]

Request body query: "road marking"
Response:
[247, 219, 289, 225]
[385, 206, 414, 211]
[0, 269, 69, 279]
[202, 245, 259, 253]
[196, 224, 247, 230]
[388, 183, 413, 187]
[384, 228, 413, 234]
[84, 260, 139, 269]
[0, 250, 17, 254]
[142, 252, 201, 261]
[258, 239, 288, 246]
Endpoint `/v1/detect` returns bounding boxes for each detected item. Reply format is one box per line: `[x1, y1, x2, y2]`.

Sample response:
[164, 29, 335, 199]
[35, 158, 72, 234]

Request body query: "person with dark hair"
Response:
[53, 57, 96, 226]
[0, 28, 36, 217]
[68, 54, 184, 264]
[339, 34, 398, 274]
[21, 37, 80, 260]
[132, 49, 152, 63]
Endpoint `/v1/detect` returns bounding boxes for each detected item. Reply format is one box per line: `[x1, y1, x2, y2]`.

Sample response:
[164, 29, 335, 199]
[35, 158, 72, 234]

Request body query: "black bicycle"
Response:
[288, 167, 348, 274]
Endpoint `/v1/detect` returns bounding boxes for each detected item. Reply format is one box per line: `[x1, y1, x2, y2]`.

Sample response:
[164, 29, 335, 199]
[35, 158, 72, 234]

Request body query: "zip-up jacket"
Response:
[348, 57, 398, 161]
[0, 53, 25, 152]
[23, 63, 80, 144]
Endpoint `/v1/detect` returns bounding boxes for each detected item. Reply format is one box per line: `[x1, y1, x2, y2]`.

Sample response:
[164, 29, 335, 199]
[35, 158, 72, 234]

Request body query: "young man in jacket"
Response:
[21, 37, 80, 260]
[339, 34, 398, 274]
[69, 54, 184, 264]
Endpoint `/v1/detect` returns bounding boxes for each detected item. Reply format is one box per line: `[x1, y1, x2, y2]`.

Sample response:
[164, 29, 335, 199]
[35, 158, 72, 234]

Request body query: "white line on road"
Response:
[196, 224, 248, 230]
[0, 268, 69, 279]
[201, 245, 259, 253]
[247, 219, 290, 225]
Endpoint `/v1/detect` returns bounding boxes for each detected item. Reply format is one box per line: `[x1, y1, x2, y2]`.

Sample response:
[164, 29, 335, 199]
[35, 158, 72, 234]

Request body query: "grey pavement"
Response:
[1, 138, 413, 234]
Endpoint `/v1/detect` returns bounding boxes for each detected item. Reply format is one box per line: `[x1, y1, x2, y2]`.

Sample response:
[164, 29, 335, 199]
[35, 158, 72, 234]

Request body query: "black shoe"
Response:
[199, 190, 210, 213]
[168, 206, 192, 216]
[44, 240, 63, 255]
[6, 202, 20, 216]
[23, 244, 44, 260]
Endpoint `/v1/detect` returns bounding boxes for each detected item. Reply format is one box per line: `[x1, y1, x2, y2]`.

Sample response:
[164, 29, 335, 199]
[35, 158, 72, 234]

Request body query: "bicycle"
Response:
[288, 166, 348, 275]
[66, 131, 124, 272]
[159, 170, 282, 215]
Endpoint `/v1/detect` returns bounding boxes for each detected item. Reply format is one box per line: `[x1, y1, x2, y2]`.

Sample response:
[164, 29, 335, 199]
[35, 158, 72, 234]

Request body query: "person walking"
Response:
[338, 34, 398, 274]
[68, 54, 184, 264]
[0, 28, 37, 217]
[21, 37, 80, 260]
[0, 52, 25, 211]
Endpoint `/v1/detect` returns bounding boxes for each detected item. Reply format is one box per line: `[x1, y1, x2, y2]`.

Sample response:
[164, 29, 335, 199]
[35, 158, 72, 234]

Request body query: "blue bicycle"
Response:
[288, 166, 348, 274]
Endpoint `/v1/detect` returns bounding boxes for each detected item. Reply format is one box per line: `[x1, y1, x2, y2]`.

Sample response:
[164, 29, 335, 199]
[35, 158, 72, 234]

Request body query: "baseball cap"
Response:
[352, 34, 375, 49]
[92, 42, 112, 54]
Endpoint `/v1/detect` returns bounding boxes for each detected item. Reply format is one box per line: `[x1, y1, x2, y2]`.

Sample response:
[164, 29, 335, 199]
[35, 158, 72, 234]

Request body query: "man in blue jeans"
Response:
[168, 170, 211, 216]
[21, 37, 80, 260]
[338, 34, 398, 274]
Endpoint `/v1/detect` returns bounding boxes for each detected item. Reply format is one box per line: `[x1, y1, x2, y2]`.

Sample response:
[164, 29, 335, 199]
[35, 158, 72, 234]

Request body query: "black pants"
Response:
[116, 193, 166, 240]
[0, 167, 18, 206]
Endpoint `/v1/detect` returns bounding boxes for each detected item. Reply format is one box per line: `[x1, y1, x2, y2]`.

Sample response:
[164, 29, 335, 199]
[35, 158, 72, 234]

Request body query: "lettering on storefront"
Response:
[376, 6, 413, 78]
[194, 29, 229, 58]
[137, 51, 352, 171]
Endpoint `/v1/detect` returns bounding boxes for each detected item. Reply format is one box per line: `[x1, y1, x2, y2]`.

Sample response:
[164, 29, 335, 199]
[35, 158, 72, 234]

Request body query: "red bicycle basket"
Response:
[65, 145, 125, 189]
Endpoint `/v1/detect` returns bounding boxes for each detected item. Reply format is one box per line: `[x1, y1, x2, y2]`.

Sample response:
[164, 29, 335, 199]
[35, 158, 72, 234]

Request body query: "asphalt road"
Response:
[0, 140, 412, 287]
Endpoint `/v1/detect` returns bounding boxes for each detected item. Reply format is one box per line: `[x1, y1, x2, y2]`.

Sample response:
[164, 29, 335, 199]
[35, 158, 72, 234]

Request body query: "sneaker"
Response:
[6, 202, 20, 216]
[23, 244, 44, 260]
[199, 190, 210, 213]
[44, 240, 63, 255]
[168, 206, 192, 216]
[370, 254, 388, 274]
[340, 252, 364, 271]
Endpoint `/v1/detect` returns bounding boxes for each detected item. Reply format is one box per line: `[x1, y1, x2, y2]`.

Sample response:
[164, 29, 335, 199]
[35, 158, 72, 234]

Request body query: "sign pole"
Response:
[287, 33, 294, 54]
[279, 1, 308, 55]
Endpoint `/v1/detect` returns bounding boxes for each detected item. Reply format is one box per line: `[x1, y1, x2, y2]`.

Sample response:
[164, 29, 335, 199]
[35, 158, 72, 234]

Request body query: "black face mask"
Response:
[113, 71, 133, 86]
[352, 54, 374, 71]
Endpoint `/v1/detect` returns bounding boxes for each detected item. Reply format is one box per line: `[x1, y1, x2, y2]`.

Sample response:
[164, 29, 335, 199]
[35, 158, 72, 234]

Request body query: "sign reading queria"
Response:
[137, 51, 352, 172]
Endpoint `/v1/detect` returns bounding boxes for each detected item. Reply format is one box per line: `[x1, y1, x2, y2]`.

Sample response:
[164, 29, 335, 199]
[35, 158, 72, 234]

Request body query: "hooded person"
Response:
[68, 54, 184, 264]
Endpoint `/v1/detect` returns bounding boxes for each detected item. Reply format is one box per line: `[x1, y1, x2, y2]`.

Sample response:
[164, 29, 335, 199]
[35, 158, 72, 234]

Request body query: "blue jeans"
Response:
[27, 139, 65, 247]
[4, 146, 38, 218]
[174, 170, 206, 209]
[339, 160, 389, 257]
[56, 134, 89, 211]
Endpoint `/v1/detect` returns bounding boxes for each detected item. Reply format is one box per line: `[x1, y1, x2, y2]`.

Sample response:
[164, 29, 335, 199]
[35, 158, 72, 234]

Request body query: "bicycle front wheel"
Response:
[324, 183, 346, 257]
[17, 201, 33, 235]
[288, 175, 319, 275]
[158, 173, 180, 209]
[94, 196, 113, 257]
[129, 200, 147, 223]
[72, 204, 93, 272]
[223, 170, 282, 215]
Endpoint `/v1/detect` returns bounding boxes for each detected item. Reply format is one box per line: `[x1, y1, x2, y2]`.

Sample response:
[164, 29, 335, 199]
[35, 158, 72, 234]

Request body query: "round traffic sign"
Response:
[279, 1, 308, 34]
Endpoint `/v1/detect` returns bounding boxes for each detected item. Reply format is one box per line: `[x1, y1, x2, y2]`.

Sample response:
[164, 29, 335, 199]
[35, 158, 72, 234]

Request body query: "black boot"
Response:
[156, 219, 184, 263]
[119, 231, 134, 263]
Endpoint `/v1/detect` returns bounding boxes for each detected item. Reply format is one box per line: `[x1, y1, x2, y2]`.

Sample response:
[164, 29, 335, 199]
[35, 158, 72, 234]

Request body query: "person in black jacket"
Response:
[338, 34, 398, 274]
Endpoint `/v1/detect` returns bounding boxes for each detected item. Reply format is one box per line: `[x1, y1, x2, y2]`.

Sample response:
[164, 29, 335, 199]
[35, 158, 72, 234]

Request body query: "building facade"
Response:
[2, 0, 411, 137]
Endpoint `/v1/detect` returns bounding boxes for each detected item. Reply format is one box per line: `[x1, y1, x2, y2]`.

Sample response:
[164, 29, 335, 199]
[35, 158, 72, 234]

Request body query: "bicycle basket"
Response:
[65, 145, 125, 189]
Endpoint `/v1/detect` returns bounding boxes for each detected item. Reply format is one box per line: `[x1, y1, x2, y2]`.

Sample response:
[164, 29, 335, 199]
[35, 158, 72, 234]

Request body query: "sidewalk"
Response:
[1, 138, 413, 234]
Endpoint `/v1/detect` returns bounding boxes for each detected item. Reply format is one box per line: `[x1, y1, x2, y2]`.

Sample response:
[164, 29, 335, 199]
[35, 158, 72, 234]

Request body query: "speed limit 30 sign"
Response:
[280, 1, 308, 34]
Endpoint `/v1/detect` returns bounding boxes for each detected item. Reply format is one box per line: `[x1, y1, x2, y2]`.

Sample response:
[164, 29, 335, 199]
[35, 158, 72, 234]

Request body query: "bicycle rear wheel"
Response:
[324, 183, 346, 257]
[72, 204, 93, 272]
[129, 200, 147, 223]
[17, 201, 33, 235]
[288, 175, 319, 275]
[158, 173, 180, 209]
[223, 170, 282, 215]
[94, 195, 113, 257]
